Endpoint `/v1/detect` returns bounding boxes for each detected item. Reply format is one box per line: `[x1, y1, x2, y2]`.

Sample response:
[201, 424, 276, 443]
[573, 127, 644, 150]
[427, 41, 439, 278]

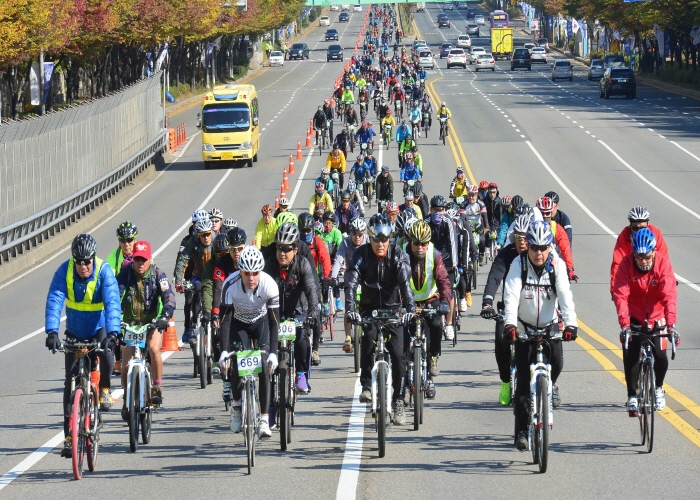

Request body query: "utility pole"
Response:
[39, 52, 45, 115]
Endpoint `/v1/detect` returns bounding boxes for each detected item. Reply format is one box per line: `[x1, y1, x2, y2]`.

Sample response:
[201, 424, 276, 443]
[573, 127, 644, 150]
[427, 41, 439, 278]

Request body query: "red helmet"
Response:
[537, 196, 553, 213]
[501, 195, 512, 207]
[478, 180, 489, 190]
[386, 109, 392, 115]
[488, 182, 498, 190]
[468, 185, 479, 195]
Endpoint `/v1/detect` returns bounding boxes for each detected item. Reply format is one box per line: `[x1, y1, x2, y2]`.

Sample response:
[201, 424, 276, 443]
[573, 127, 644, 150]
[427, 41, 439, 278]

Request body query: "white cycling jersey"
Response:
[462, 200, 486, 225]
[331, 234, 369, 278]
[221, 271, 279, 324]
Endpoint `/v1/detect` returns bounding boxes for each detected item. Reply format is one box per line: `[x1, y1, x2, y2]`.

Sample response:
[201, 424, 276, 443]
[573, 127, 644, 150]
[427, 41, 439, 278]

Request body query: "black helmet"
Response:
[412, 181, 423, 196]
[227, 227, 247, 246]
[72, 234, 97, 261]
[322, 211, 337, 223]
[430, 194, 446, 209]
[214, 233, 229, 253]
[298, 212, 315, 230]
[515, 203, 534, 218]
[116, 221, 138, 239]
[511, 195, 524, 209]
[544, 191, 560, 204]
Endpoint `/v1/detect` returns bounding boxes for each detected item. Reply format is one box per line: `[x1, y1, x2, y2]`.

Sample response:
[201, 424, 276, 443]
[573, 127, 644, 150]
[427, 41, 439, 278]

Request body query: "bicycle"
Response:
[422, 112, 431, 138]
[320, 121, 331, 155]
[331, 172, 341, 209]
[361, 174, 374, 209]
[382, 123, 393, 149]
[394, 100, 403, 120]
[488, 231, 498, 262]
[450, 274, 461, 347]
[411, 116, 421, 141]
[60, 339, 103, 480]
[624, 321, 676, 453]
[321, 279, 337, 342]
[274, 318, 303, 451]
[196, 318, 214, 389]
[439, 117, 449, 145]
[348, 124, 357, 153]
[408, 305, 437, 430]
[360, 101, 368, 121]
[121, 322, 159, 452]
[355, 308, 405, 458]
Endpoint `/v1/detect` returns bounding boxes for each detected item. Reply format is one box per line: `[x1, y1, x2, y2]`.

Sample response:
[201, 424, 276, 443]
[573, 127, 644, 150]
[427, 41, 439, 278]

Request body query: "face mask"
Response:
[324, 225, 333, 233]
[431, 212, 443, 224]
[302, 231, 313, 244]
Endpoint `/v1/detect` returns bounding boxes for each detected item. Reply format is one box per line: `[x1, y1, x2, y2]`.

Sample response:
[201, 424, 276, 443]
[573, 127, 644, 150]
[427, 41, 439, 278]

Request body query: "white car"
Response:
[530, 46, 547, 63]
[446, 48, 467, 69]
[443, 3, 453, 10]
[418, 50, 435, 69]
[330, 4, 339, 10]
[551, 59, 573, 81]
[319, 16, 330, 26]
[456, 34, 471, 49]
[353, 4, 362, 11]
[475, 53, 495, 72]
[469, 46, 486, 63]
[475, 14, 485, 25]
[341, 4, 350, 10]
[269, 51, 285, 66]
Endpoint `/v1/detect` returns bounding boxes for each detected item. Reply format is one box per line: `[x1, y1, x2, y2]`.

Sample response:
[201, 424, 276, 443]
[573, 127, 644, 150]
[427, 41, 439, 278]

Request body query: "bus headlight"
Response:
[202, 144, 216, 152]
[240, 141, 252, 150]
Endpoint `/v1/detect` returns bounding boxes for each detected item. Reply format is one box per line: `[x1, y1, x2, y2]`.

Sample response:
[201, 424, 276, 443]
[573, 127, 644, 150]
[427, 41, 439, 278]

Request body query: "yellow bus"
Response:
[196, 84, 260, 169]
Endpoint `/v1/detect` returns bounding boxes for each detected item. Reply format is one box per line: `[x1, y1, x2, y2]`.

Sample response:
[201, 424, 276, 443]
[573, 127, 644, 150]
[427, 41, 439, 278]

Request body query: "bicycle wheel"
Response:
[472, 263, 478, 290]
[413, 346, 422, 431]
[245, 380, 254, 474]
[353, 325, 361, 374]
[377, 362, 387, 458]
[192, 347, 198, 378]
[279, 365, 288, 451]
[141, 371, 152, 445]
[637, 361, 645, 444]
[71, 388, 86, 480]
[441, 129, 446, 145]
[199, 326, 207, 389]
[128, 369, 140, 452]
[86, 385, 99, 472]
[425, 123, 429, 138]
[451, 296, 458, 347]
[536, 375, 550, 473]
[643, 360, 655, 453]
[206, 329, 214, 385]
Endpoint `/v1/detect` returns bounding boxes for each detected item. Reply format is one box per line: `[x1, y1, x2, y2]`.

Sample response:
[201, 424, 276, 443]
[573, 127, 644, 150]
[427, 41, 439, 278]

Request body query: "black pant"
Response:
[360, 322, 405, 402]
[494, 319, 512, 383]
[295, 318, 312, 374]
[227, 316, 271, 414]
[407, 308, 443, 374]
[514, 339, 562, 434]
[623, 336, 668, 397]
[63, 329, 114, 436]
[185, 280, 202, 330]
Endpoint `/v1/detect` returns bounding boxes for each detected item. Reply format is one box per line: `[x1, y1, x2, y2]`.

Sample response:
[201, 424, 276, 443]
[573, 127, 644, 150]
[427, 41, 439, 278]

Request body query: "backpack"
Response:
[520, 254, 556, 297]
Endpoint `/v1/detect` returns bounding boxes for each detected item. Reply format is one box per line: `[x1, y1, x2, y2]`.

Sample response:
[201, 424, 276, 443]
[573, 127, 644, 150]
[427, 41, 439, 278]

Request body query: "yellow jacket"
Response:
[381, 115, 396, 128]
[326, 152, 346, 173]
[254, 218, 277, 249]
[308, 192, 334, 213]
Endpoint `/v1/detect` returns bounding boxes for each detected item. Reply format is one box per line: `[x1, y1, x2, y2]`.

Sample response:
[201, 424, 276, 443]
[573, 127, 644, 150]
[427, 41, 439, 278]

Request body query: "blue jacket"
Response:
[497, 210, 514, 246]
[355, 127, 376, 144]
[45, 259, 122, 339]
[395, 124, 412, 143]
[400, 164, 421, 181]
[409, 108, 422, 123]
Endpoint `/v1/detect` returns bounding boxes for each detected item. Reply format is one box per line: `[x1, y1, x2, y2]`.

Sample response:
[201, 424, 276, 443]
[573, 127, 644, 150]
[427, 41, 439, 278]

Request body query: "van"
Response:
[196, 84, 260, 169]
[416, 2, 425, 12]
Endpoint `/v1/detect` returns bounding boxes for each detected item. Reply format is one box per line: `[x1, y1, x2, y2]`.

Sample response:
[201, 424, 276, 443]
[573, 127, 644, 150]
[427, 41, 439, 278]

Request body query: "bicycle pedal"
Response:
[628, 410, 638, 418]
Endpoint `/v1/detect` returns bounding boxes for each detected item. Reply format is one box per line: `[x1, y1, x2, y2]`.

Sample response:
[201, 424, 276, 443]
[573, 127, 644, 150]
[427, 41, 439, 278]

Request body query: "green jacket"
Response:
[106, 246, 131, 274]
[317, 227, 343, 257]
[173, 236, 213, 283]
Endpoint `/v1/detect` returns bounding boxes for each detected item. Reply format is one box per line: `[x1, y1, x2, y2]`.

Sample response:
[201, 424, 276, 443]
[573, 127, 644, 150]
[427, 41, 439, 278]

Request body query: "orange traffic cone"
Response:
[330, 96, 335, 108]
[161, 320, 180, 352]
[289, 153, 297, 174]
[280, 181, 286, 199]
[309, 118, 314, 132]
[275, 195, 280, 209]
[305, 132, 313, 148]
[283, 168, 290, 191]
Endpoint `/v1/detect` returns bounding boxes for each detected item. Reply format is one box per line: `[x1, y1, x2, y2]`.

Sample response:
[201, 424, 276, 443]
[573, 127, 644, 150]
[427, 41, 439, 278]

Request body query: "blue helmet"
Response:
[526, 220, 554, 246]
[632, 227, 656, 254]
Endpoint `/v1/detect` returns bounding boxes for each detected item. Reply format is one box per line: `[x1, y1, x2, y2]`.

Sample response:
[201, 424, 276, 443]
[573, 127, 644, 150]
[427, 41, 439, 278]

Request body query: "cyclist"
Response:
[400, 156, 421, 185]
[116, 240, 175, 417]
[209, 208, 223, 234]
[385, 201, 400, 230]
[613, 228, 678, 413]
[412, 182, 430, 220]
[174, 217, 214, 344]
[409, 101, 421, 132]
[323, 99, 335, 139]
[336, 191, 359, 234]
[363, 148, 378, 174]
[412, 146, 423, 174]
[496, 194, 516, 247]
[481, 214, 531, 405]
[403, 220, 450, 399]
[610, 206, 669, 296]
[449, 167, 469, 199]
[313, 106, 328, 145]
[484, 182, 502, 256]
[334, 128, 350, 159]
[253, 204, 277, 250]
[327, 146, 347, 190]
[391, 84, 406, 115]
[394, 209, 418, 248]
[45, 234, 121, 457]
[503, 221, 578, 450]
[462, 185, 489, 263]
[341, 87, 355, 118]
[218, 246, 279, 438]
[319, 211, 344, 259]
[176, 210, 209, 343]
[345, 214, 416, 425]
[395, 121, 412, 145]
[437, 101, 451, 135]
[420, 94, 433, 130]
[308, 181, 335, 213]
[544, 191, 572, 245]
[377, 97, 391, 122]
[346, 179, 366, 217]
[355, 121, 376, 150]
[375, 165, 394, 206]
[446, 201, 476, 311]
[398, 134, 416, 168]
[358, 88, 370, 118]
[400, 191, 423, 221]
[536, 196, 577, 282]
[350, 155, 375, 204]
[381, 108, 396, 136]
[356, 75, 367, 93]
[264, 224, 319, 397]
[274, 198, 289, 218]
[316, 167, 335, 194]
[477, 180, 489, 203]
[346, 106, 360, 130]
[107, 221, 137, 273]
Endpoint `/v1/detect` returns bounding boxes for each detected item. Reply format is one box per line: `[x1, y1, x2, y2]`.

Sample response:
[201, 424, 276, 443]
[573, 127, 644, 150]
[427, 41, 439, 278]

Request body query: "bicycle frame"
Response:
[371, 329, 393, 419]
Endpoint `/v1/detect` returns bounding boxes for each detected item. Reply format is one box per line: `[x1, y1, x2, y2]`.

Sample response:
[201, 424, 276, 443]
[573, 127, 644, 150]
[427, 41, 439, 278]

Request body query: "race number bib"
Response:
[237, 350, 263, 376]
[123, 326, 148, 348]
[279, 321, 297, 341]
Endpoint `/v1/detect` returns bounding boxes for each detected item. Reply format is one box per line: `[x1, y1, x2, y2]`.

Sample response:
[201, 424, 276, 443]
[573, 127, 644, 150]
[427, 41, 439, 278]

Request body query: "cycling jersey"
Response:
[462, 200, 488, 227]
[395, 125, 412, 143]
[381, 116, 396, 128]
[331, 234, 370, 278]
[117, 264, 175, 325]
[222, 271, 279, 325]
[106, 247, 132, 274]
[318, 226, 344, 257]
[342, 90, 355, 103]
[409, 108, 421, 123]
[174, 237, 213, 281]
[308, 192, 334, 213]
[400, 164, 421, 181]
[437, 106, 451, 119]
[253, 218, 278, 250]
[450, 177, 469, 198]
[355, 127, 376, 144]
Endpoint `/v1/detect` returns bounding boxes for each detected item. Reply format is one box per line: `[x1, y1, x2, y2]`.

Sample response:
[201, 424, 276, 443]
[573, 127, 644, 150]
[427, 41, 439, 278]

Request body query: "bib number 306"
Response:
[237, 350, 263, 376]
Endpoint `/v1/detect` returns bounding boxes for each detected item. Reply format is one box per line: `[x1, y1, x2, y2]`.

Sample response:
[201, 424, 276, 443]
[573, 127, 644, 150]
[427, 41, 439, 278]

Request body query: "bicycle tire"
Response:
[206, 329, 214, 385]
[86, 385, 99, 472]
[192, 347, 198, 378]
[425, 124, 428, 139]
[413, 346, 422, 431]
[637, 361, 645, 444]
[245, 380, 254, 474]
[378, 362, 387, 458]
[537, 375, 550, 473]
[472, 263, 478, 290]
[128, 369, 140, 452]
[289, 343, 296, 435]
[279, 363, 288, 451]
[71, 387, 86, 480]
[644, 361, 655, 453]
[353, 325, 361, 374]
[141, 370, 152, 445]
[199, 327, 207, 389]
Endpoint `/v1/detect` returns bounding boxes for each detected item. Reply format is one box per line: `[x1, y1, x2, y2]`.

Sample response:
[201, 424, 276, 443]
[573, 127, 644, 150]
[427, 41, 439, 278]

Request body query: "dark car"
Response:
[325, 28, 339, 41]
[339, 12, 349, 22]
[603, 54, 625, 69]
[510, 48, 531, 70]
[467, 7, 476, 18]
[466, 23, 479, 36]
[440, 43, 454, 58]
[438, 14, 450, 28]
[289, 43, 310, 60]
[327, 44, 344, 62]
[600, 67, 636, 99]
[537, 37, 549, 52]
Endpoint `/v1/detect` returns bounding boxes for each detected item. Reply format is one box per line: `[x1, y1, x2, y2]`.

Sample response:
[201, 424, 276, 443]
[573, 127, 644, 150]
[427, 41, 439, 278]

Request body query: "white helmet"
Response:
[194, 218, 213, 233]
[209, 207, 223, 219]
[349, 217, 367, 232]
[526, 220, 553, 246]
[627, 205, 650, 222]
[222, 218, 238, 231]
[512, 214, 532, 234]
[192, 209, 209, 223]
[237, 246, 265, 272]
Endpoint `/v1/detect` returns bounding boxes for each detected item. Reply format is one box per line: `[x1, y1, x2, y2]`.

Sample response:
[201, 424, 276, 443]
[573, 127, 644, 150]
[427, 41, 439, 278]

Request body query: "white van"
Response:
[416, 2, 425, 11]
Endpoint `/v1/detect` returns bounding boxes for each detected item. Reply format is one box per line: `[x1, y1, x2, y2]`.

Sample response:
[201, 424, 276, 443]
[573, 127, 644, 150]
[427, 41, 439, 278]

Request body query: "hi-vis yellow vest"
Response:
[403, 243, 437, 302]
[66, 257, 105, 312]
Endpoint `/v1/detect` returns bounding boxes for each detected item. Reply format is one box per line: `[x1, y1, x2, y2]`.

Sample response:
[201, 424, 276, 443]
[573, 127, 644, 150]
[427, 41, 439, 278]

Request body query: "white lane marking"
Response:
[335, 376, 364, 500]
[288, 148, 316, 207]
[526, 140, 700, 293]
[670, 141, 700, 163]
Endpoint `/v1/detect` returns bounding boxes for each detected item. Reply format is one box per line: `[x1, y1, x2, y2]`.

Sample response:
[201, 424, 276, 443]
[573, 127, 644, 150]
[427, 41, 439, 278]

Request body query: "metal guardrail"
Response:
[0, 131, 167, 264]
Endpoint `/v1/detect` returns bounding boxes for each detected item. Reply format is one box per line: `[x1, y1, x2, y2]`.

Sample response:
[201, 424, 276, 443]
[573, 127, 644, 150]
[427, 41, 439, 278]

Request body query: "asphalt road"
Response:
[2, 3, 700, 498]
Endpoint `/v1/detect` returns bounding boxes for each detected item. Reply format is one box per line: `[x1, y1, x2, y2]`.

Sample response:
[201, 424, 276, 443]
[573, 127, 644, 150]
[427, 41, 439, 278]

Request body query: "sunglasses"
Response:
[210, 218, 221, 224]
[216, 251, 228, 257]
[514, 233, 526, 241]
[198, 232, 212, 238]
[371, 234, 390, 243]
[529, 244, 549, 253]
[412, 241, 429, 247]
[230, 245, 245, 252]
[75, 258, 92, 266]
[634, 252, 653, 261]
[242, 271, 260, 277]
[277, 245, 295, 253]
[119, 237, 135, 244]
[350, 231, 365, 238]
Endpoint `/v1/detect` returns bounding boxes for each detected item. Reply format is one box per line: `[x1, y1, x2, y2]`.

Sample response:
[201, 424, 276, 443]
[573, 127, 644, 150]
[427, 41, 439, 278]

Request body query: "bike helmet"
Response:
[323, 211, 337, 223]
[512, 214, 532, 234]
[511, 195, 524, 210]
[194, 218, 213, 233]
[222, 218, 238, 231]
[275, 222, 300, 245]
[227, 227, 247, 246]
[405, 151, 413, 160]
[381, 164, 390, 172]
[536, 196, 553, 214]
[192, 209, 209, 223]
[628, 205, 650, 222]
[407, 220, 432, 244]
[209, 207, 223, 220]
[341, 190, 352, 201]
[321, 167, 330, 174]
[446, 202, 460, 220]
[385, 201, 399, 214]
[72, 234, 97, 260]
[276, 211, 299, 226]
[238, 246, 265, 272]
[501, 195, 512, 208]
[515, 203, 534, 218]
[368, 213, 392, 237]
[478, 180, 489, 190]
[441, 101, 446, 106]
[116, 221, 138, 239]
[467, 185, 479, 195]
[456, 166, 464, 174]
[315, 181, 325, 194]
[314, 202, 326, 214]
[261, 204, 273, 216]
[347, 180, 357, 193]
[349, 217, 367, 232]
[386, 109, 392, 115]
[488, 182, 498, 190]
[214, 233, 229, 253]
[317, 105, 323, 111]
[395, 210, 412, 233]
[356, 154, 364, 162]
[544, 191, 560, 204]
[632, 227, 656, 254]
[278, 198, 289, 206]
[412, 182, 423, 196]
[430, 194, 446, 209]
[526, 220, 553, 246]
[298, 212, 315, 230]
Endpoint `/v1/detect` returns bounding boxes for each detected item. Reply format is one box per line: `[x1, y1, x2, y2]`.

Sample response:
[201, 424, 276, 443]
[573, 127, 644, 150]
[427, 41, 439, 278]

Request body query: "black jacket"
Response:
[264, 255, 318, 319]
[553, 209, 573, 246]
[484, 195, 502, 231]
[262, 241, 320, 291]
[482, 243, 520, 307]
[313, 110, 327, 130]
[375, 173, 393, 201]
[427, 216, 458, 270]
[344, 242, 416, 315]
[416, 193, 429, 221]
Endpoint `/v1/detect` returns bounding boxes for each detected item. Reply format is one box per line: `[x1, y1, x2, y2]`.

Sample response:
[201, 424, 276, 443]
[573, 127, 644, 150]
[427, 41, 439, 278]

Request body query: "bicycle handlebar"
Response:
[625, 326, 676, 360]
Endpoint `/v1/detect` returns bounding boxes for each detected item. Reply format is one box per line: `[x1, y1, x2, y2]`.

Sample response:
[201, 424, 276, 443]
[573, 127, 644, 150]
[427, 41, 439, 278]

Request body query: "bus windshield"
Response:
[490, 10, 509, 28]
[202, 103, 250, 133]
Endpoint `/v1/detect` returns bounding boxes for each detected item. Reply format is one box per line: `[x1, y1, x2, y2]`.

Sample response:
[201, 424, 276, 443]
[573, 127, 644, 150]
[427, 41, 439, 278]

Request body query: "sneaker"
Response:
[516, 431, 528, 451]
[150, 385, 163, 405]
[188, 330, 198, 346]
[392, 400, 406, 425]
[551, 383, 561, 408]
[121, 405, 129, 422]
[181, 327, 192, 343]
[312, 350, 321, 366]
[60, 437, 72, 458]
[322, 303, 331, 317]
[654, 387, 665, 410]
[335, 298, 344, 311]
[363, 195, 368, 204]
[466, 292, 472, 307]
[222, 382, 232, 403]
[212, 362, 220, 376]
[359, 387, 372, 403]
[99, 388, 112, 411]
[268, 406, 277, 431]
[429, 356, 440, 377]
[343, 336, 353, 353]
[258, 419, 272, 438]
[479, 254, 487, 266]
[425, 379, 436, 399]
[230, 406, 243, 432]
[460, 298, 468, 311]
[444, 325, 454, 341]
[499, 381, 511, 406]
[295, 372, 309, 394]
[626, 396, 638, 416]
[319, 336, 325, 345]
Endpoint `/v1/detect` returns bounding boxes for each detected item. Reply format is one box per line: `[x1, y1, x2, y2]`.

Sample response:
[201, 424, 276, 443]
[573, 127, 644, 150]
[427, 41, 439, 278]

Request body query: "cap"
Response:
[132, 240, 152, 260]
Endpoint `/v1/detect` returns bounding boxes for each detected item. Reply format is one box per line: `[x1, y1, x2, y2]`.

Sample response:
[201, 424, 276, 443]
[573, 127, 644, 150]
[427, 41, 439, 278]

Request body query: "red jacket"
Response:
[612, 251, 677, 329]
[610, 224, 668, 294]
[551, 221, 574, 271]
[308, 234, 331, 278]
